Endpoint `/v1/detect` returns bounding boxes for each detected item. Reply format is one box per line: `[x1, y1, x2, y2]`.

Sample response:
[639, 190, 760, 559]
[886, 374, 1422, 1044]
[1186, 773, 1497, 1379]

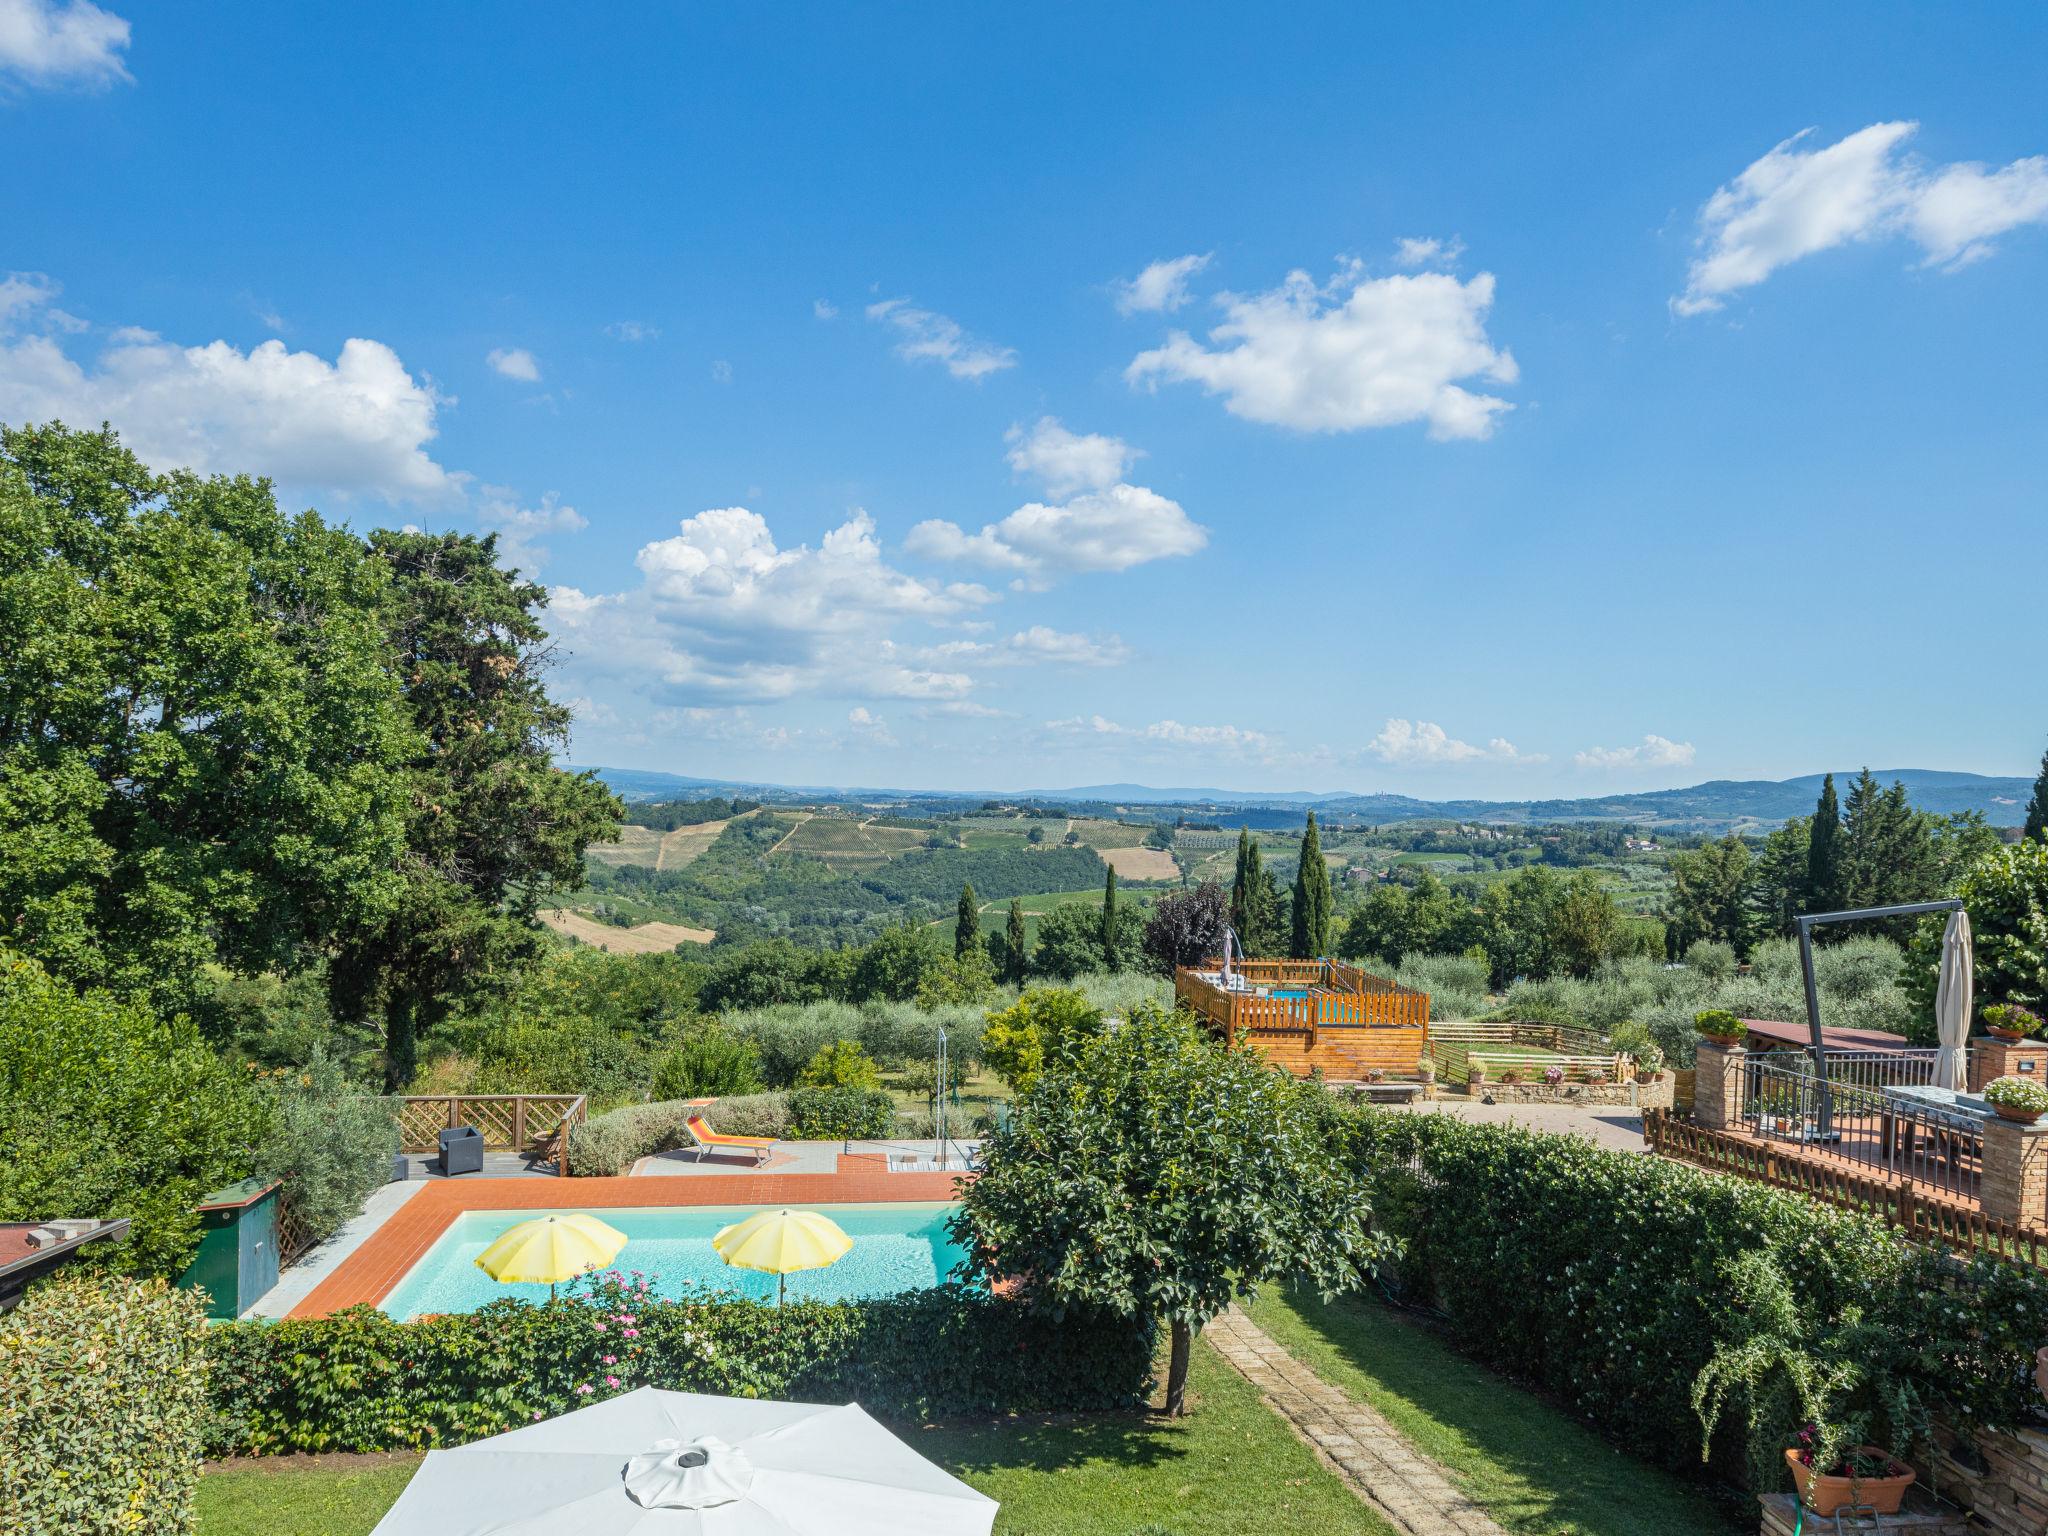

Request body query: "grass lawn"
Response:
[197, 1344, 1389, 1535]
[1242, 1290, 1749, 1536]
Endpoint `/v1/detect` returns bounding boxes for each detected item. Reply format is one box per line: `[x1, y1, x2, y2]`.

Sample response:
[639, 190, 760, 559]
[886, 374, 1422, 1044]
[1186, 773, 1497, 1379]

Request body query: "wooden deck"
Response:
[1176, 958, 1430, 1081]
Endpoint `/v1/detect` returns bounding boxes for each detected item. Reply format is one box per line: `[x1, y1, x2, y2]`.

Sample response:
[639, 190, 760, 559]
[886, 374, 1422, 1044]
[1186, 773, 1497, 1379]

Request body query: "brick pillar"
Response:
[1694, 1039, 1745, 1131]
[1970, 1038, 2048, 1094]
[1980, 1116, 2048, 1231]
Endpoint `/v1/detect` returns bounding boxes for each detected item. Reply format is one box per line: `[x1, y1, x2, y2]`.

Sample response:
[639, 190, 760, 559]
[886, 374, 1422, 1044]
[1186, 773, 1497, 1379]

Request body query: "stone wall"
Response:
[1469, 1075, 1674, 1110]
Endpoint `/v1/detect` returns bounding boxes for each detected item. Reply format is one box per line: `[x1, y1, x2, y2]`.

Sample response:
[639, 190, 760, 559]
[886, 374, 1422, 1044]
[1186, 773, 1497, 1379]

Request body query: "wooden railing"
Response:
[394, 1094, 587, 1175]
[1645, 1110, 2048, 1272]
[1175, 959, 1431, 1051]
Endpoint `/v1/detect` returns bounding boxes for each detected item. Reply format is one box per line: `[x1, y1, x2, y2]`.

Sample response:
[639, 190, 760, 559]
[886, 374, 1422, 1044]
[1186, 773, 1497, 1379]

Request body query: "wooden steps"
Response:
[1234, 1025, 1427, 1081]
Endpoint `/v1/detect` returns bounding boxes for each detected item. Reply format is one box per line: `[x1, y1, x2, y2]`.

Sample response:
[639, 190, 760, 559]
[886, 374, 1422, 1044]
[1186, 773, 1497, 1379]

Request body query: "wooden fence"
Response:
[394, 1094, 587, 1175]
[1644, 1110, 2048, 1272]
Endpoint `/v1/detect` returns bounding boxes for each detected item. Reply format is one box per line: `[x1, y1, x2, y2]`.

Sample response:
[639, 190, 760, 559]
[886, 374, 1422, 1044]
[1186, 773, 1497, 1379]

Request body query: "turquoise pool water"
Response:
[379, 1203, 965, 1319]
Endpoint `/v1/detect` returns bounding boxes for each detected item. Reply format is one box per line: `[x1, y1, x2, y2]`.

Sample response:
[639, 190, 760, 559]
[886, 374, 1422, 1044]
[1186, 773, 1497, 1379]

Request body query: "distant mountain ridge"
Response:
[577, 766, 2035, 829]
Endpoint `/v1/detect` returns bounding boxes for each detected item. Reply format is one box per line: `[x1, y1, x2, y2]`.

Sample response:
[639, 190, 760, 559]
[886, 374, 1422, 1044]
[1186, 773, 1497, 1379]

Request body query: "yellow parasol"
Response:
[474, 1213, 628, 1299]
[712, 1208, 852, 1305]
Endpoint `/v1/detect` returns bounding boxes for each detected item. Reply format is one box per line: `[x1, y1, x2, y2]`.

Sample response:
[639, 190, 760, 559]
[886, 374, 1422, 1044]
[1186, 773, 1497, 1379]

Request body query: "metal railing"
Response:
[1735, 1057, 1982, 1202]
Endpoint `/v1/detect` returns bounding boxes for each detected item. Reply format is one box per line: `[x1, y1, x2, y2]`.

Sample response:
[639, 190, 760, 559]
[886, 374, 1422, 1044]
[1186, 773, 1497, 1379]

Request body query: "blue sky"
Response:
[5, 2, 2045, 795]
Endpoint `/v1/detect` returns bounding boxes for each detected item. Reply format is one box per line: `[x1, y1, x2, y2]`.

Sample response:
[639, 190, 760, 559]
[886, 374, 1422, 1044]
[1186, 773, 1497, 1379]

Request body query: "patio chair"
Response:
[684, 1114, 778, 1167]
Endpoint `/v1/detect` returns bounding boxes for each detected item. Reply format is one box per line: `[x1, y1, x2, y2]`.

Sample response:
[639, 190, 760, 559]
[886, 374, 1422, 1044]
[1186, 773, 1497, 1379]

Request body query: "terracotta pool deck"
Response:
[287, 1154, 967, 1318]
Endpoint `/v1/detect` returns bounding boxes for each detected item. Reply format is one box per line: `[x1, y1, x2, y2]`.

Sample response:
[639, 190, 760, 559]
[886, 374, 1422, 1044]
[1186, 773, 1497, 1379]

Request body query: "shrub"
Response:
[1394, 951, 1490, 1022]
[1332, 1107, 2048, 1484]
[1, 1271, 209, 1534]
[1684, 939, 1738, 982]
[980, 987, 1105, 1093]
[1695, 1008, 1744, 1040]
[0, 951, 272, 1278]
[725, 1002, 862, 1087]
[797, 1038, 880, 1090]
[566, 1094, 792, 1176]
[787, 1086, 895, 1139]
[856, 1000, 985, 1072]
[1983, 1075, 2048, 1113]
[249, 1049, 399, 1249]
[650, 1021, 763, 1101]
[463, 1014, 653, 1107]
[204, 1289, 1153, 1453]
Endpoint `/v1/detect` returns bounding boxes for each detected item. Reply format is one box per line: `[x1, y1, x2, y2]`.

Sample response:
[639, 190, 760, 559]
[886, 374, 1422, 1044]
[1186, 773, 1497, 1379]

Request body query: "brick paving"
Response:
[1207, 1306, 1506, 1536]
[288, 1158, 966, 1318]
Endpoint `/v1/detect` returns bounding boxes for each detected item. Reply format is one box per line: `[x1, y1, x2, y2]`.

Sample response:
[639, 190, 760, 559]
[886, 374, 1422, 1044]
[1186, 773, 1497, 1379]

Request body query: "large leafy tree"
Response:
[954, 1005, 1382, 1415]
[1750, 817, 1812, 938]
[1140, 879, 1228, 976]
[0, 423, 416, 1017]
[1838, 769, 1944, 933]
[2026, 744, 2048, 843]
[1904, 840, 2048, 1025]
[1664, 835, 1754, 956]
[327, 533, 620, 1088]
[1289, 811, 1334, 958]
[1548, 870, 1623, 977]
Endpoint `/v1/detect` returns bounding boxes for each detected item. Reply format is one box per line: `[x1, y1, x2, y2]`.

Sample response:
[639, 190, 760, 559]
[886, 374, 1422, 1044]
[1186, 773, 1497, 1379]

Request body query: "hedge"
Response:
[204, 1286, 1153, 1454]
[788, 1085, 895, 1138]
[566, 1094, 795, 1175]
[1, 1271, 209, 1535]
[1338, 1107, 2048, 1475]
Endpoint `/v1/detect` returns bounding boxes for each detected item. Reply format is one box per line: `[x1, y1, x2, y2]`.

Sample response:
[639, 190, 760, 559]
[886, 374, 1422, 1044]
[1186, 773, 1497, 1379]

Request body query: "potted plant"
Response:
[1695, 1009, 1746, 1046]
[1542, 1065, 1565, 1087]
[1983, 1075, 2048, 1124]
[1983, 1003, 2045, 1042]
[1497, 1069, 1522, 1085]
[1694, 1249, 1925, 1519]
[1583, 1066, 1609, 1086]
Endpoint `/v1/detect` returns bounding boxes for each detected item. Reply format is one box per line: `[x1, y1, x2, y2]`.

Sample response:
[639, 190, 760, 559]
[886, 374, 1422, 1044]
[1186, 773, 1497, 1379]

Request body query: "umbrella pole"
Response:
[778, 1274, 786, 1308]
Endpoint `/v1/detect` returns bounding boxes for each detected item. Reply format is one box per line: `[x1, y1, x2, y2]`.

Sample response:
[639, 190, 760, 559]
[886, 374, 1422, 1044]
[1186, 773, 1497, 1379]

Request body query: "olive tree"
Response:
[953, 1005, 1382, 1415]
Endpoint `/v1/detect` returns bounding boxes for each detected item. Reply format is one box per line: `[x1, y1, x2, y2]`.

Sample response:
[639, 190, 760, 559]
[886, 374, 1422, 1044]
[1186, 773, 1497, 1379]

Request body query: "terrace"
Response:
[1175, 957, 1430, 1081]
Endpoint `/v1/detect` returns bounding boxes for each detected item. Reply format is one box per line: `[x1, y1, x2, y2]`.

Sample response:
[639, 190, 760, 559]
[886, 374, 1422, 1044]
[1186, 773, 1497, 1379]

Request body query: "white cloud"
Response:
[549, 506, 996, 707]
[865, 297, 1015, 381]
[605, 320, 658, 342]
[812, 299, 838, 321]
[1675, 122, 2048, 314]
[1003, 416, 1138, 497]
[1126, 262, 1518, 439]
[710, 359, 732, 384]
[1368, 718, 1541, 766]
[476, 487, 587, 572]
[486, 347, 541, 382]
[1114, 253, 1212, 315]
[846, 706, 898, 747]
[1049, 713, 1275, 755]
[0, 0, 130, 88]
[0, 282, 457, 501]
[1393, 236, 1464, 269]
[1002, 626, 1130, 667]
[906, 482, 1206, 587]
[1573, 734, 1697, 770]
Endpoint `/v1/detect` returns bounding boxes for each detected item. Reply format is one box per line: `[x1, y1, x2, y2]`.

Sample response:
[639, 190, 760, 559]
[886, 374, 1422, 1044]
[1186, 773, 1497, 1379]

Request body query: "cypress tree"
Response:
[955, 881, 979, 961]
[1100, 865, 1120, 969]
[1807, 773, 1843, 914]
[1231, 827, 1272, 953]
[1290, 811, 1333, 958]
[1005, 898, 1028, 983]
[2027, 744, 2048, 843]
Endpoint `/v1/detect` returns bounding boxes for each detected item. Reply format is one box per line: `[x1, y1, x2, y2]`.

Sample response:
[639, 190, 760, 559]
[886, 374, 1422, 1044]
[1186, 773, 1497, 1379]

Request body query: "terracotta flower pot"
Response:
[1699, 1032, 1745, 1047]
[1785, 1446, 1915, 1517]
[1988, 1025, 2028, 1042]
[1994, 1103, 2046, 1124]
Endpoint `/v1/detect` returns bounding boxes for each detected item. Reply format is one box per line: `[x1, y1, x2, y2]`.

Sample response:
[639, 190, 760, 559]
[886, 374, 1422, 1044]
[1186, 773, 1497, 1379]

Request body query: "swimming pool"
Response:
[378, 1203, 965, 1319]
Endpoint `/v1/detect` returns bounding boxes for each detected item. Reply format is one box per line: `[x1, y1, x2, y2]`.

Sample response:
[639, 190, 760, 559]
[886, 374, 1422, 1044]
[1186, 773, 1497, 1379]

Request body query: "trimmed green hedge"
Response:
[566, 1093, 794, 1175]
[1, 1271, 209, 1535]
[1338, 1107, 2048, 1476]
[204, 1288, 1153, 1454]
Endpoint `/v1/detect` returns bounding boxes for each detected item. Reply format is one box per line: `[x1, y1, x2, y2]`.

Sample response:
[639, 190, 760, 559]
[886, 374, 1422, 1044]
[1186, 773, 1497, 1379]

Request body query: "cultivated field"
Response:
[1096, 845, 1180, 882]
[585, 823, 664, 867]
[772, 815, 930, 866]
[583, 811, 754, 870]
[540, 909, 715, 951]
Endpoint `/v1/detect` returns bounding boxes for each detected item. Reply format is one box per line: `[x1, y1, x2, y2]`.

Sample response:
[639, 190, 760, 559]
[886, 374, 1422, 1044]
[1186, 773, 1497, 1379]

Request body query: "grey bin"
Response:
[438, 1125, 484, 1176]
[391, 1152, 410, 1183]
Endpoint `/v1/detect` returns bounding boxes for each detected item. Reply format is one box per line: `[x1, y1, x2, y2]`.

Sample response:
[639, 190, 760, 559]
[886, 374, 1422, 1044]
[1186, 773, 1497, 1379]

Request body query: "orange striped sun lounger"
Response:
[684, 1114, 777, 1166]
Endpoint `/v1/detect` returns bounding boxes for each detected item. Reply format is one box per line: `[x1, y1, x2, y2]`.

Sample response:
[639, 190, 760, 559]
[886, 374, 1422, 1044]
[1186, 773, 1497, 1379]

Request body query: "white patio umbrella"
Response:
[368, 1386, 996, 1536]
[1934, 907, 1974, 1093]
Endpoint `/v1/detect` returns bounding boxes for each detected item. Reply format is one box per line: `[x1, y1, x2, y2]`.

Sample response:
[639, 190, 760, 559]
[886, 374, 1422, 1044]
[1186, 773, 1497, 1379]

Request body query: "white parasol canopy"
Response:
[1934, 907, 1974, 1093]
[369, 1387, 997, 1536]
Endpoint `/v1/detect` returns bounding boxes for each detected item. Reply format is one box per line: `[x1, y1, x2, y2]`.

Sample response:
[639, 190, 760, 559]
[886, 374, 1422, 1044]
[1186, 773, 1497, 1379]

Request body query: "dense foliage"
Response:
[1142, 879, 1229, 975]
[248, 1051, 400, 1250]
[1904, 839, 2048, 1027]
[204, 1289, 1153, 1453]
[956, 1005, 1381, 1414]
[1290, 811, 1334, 957]
[979, 987, 1106, 1093]
[0, 951, 272, 1277]
[787, 1085, 896, 1138]
[1336, 1108, 2048, 1481]
[0, 1272, 210, 1535]
[566, 1094, 797, 1175]
[1343, 865, 1661, 986]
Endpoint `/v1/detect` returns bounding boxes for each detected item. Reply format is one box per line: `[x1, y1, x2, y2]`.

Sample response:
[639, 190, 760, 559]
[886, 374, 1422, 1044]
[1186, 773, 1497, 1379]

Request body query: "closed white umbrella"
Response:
[369, 1387, 996, 1536]
[1934, 908, 1973, 1093]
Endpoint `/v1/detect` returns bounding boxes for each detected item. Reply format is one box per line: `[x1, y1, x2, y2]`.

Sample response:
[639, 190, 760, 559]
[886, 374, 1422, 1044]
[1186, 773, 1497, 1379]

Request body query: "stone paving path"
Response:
[1207, 1306, 1508, 1536]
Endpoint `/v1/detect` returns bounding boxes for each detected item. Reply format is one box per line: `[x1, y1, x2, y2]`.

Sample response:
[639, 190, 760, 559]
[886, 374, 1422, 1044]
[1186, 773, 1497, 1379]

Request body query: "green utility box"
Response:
[176, 1177, 281, 1320]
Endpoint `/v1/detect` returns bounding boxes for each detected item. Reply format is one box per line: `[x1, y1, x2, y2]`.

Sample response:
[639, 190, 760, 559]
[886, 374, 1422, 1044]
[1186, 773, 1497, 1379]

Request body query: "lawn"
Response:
[1242, 1290, 1749, 1536]
[197, 1341, 1390, 1535]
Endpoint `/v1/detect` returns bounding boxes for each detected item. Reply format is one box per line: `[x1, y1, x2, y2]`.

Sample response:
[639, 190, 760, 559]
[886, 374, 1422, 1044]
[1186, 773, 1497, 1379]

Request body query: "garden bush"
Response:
[203, 1288, 1153, 1454]
[1393, 950, 1490, 1021]
[1, 1271, 209, 1534]
[724, 1002, 863, 1086]
[566, 1093, 793, 1175]
[0, 951, 273, 1277]
[463, 1014, 655, 1107]
[1332, 1107, 2048, 1482]
[797, 1038, 881, 1090]
[248, 1049, 399, 1249]
[649, 1020, 764, 1101]
[787, 1085, 895, 1138]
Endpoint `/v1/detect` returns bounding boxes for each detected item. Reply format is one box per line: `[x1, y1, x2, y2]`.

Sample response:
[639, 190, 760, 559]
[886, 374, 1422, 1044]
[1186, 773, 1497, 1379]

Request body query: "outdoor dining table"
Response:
[1877, 1084, 1990, 1169]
